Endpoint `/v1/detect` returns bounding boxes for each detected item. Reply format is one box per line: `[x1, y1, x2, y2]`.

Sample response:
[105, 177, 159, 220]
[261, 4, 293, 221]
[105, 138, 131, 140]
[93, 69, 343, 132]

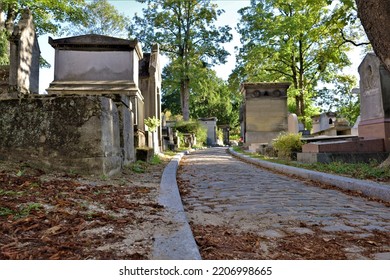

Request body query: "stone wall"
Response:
[0, 95, 133, 176]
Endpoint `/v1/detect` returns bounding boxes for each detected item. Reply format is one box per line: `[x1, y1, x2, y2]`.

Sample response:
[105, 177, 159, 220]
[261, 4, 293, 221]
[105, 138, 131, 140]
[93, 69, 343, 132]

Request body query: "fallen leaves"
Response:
[0, 160, 168, 260]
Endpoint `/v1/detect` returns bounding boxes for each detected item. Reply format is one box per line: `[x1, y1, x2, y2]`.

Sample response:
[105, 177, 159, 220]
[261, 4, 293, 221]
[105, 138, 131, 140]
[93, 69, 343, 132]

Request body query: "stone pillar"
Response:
[8, 9, 40, 96]
[358, 53, 390, 151]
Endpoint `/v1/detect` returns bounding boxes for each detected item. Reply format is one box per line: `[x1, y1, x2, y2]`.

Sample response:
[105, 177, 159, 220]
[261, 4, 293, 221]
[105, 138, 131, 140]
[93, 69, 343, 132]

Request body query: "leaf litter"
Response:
[0, 159, 169, 260]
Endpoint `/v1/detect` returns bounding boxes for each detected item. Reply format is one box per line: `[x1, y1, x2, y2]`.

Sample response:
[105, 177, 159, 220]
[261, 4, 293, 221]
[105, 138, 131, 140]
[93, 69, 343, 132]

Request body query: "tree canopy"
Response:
[234, 0, 359, 126]
[129, 0, 232, 121]
[0, 0, 86, 35]
[63, 0, 129, 37]
[162, 63, 240, 127]
[0, 0, 87, 66]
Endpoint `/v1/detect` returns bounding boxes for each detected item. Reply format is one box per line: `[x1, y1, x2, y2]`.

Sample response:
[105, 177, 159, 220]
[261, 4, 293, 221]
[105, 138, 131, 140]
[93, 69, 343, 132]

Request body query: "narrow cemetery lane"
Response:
[177, 148, 390, 260]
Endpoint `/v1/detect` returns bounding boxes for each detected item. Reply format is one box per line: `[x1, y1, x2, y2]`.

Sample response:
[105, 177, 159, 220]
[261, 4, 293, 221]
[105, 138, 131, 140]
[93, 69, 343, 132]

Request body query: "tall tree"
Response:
[129, 0, 232, 120]
[63, 0, 129, 37]
[0, 0, 86, 35]
[235, 0, 356, 126]
[0, 0, 86, 66]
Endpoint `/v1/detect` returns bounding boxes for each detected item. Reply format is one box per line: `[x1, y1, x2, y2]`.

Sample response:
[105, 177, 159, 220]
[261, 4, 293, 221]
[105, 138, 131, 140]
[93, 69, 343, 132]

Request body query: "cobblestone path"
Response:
[177, 148, 390, 259]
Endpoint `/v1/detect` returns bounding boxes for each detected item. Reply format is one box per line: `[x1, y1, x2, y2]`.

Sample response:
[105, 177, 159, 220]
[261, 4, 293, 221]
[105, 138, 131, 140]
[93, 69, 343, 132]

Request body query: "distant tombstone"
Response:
[8, 9, 40, 96]
[240, 82, 291, 145]
[358, 53, 390, 150]
[199, 117, 218, 146]
[288, 113, 299, 134]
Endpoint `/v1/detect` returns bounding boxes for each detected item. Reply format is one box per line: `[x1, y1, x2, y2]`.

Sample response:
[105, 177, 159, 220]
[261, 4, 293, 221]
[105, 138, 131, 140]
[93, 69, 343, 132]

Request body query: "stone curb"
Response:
[229, 148, 390, 203]
[152, 152, 201, 260]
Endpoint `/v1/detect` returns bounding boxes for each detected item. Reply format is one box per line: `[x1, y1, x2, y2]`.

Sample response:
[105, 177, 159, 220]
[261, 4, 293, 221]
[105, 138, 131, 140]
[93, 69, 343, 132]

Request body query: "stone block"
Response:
[297, 152, 389, 164]
[0, 95, 124, 176]
[302, 138, 385, 153]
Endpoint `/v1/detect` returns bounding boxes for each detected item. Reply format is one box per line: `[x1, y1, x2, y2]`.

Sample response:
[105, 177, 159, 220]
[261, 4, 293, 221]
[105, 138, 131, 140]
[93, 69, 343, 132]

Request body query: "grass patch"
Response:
[0, 203, 43, 218]
[232, 147, 390, 182]
[149, 155, 162, 165]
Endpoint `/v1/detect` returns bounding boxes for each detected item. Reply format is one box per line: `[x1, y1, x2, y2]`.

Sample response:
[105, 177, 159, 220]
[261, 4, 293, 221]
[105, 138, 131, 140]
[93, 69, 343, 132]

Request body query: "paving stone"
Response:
[373, 252, 390, 260]
[321, 224, 361, 232]
[260, 229, 285, 238]
[178, 148, 390, 259]
[287, 227, 315, 235]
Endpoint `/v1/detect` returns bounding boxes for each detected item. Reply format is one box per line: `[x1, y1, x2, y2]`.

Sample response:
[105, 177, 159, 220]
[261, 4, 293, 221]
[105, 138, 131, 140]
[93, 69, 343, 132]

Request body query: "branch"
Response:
[264, 68, 294, 78]
[340, 29, 370, 47]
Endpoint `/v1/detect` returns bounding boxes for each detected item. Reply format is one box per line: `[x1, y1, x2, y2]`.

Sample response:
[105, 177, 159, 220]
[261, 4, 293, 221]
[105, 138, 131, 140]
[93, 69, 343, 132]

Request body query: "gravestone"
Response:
[139, 44, 162, 153]
[288, 113, 299, 134]
[1, 9, 40, 98]
[240, 82, 291, 151]
[358, 53, 390, 151]
[199, 117, 218, 146]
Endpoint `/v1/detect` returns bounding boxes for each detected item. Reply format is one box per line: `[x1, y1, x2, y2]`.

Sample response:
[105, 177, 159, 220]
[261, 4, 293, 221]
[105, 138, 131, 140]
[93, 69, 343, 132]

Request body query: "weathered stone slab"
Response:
[0, 95, 124, 176]
[358, 53, 390, 150]
[240, 82, 290, 145]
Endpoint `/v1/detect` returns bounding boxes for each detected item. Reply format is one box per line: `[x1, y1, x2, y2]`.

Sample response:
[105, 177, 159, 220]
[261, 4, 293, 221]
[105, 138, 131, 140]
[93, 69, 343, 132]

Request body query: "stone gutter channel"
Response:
[152, 151, 202, 260]
[152, 148, 390, 260]
[229, 147, 390, 203]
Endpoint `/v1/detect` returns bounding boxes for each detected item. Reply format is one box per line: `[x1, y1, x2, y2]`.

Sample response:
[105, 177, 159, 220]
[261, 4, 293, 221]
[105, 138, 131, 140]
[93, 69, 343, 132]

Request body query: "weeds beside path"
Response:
[232, 146, 390, 184]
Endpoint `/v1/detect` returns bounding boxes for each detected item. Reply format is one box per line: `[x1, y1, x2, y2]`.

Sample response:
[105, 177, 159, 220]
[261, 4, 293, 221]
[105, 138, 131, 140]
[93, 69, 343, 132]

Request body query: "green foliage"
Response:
[1, 0, 87, 68]
[234, 0, 361, 126]
[0, 207, 14, 217]
[307, 161, 390, 181]
[129, 0, 232, 120]
[0, 0, 86, 35]
[144, 117, 160, 132]
[233, 146, 390, 181]
[63, 0, 129, 37]
[272, 133, 303, 160]
[131, 160, 147, 173]
[174, 120, 201, 134]
[163, 65, 241, 127]
[174, 120, 207, 146]
[315, 75, 360, 125]
[0, 29, 9, 65]
[149, 155, 162, 165]
[0, 203, 43, 218]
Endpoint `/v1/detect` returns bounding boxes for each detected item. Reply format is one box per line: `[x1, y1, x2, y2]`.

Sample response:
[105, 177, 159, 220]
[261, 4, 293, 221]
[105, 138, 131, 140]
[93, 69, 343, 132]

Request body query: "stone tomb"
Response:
[0, 31, 162, 175]
[240, 82, 291, 152]
[297, 53, 390, 163]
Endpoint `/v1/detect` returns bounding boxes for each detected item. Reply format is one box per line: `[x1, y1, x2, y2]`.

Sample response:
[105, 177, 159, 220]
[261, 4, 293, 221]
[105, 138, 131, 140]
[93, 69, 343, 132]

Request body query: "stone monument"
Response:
[199, 117, 218, 146]
[0, 9, 40, 98]
[358, 53, 390, 151]
[139, 44, 162, 153]
[240, 82, 291, 152]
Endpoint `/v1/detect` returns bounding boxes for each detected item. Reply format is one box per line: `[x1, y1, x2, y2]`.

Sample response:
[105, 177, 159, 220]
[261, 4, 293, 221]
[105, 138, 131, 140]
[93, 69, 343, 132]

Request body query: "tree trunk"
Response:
[356, 0, 390, 73]
[180, 78, 190, 121]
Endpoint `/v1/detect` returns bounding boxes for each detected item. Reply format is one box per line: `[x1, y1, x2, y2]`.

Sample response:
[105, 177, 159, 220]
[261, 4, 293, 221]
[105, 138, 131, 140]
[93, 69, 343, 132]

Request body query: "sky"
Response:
[37, 0, 251, 93]
[37, 0, 363, 94]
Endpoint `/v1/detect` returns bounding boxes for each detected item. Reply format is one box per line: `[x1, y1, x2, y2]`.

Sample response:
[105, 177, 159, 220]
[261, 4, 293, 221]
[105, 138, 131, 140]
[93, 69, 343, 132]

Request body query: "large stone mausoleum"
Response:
[240, 82, 291, 152]
[0, 10, 162, 176]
